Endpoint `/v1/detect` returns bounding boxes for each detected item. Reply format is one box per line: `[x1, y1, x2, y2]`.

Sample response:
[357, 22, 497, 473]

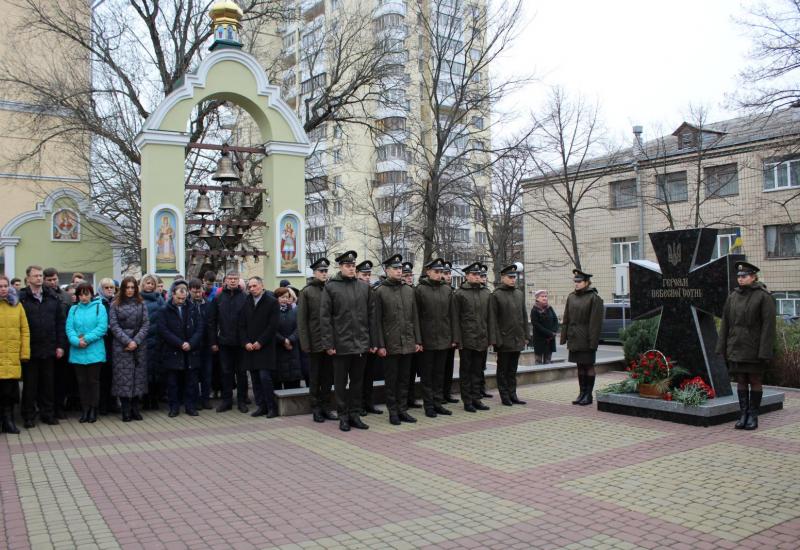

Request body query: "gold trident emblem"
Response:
[667, 243, 681, 266]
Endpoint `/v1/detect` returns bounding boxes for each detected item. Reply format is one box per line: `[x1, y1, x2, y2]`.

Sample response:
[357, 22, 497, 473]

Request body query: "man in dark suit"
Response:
[239, 276, 280, 418]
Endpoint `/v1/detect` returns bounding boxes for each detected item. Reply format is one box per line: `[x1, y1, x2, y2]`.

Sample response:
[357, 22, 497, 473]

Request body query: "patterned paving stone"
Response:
[559, 534, 647, 550]
[365, 400, 528, 434]
[515, 379, 586, 404]
[561, 442, 800, 542]
[758, 421, 800, 443]
[413, 416, 668, 472]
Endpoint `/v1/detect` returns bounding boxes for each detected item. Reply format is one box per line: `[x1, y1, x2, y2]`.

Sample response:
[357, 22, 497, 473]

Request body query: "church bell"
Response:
[212, 152, 240, 182]
[219, 191, 235, 210]
[193, 192, 214, 216]
[197, 224, 211, 238]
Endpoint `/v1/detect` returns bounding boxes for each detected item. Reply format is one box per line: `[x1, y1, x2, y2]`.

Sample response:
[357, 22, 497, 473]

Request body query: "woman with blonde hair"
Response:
[0, 275, 29, 433]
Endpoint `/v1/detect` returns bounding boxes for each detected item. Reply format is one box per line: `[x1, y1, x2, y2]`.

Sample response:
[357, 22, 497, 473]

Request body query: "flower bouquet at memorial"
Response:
[629, 350, 687, 398]
[671, 376, 716, 406]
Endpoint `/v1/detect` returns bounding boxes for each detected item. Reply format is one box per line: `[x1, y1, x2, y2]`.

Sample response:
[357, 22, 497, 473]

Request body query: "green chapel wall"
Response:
[12, 196, 116, 282]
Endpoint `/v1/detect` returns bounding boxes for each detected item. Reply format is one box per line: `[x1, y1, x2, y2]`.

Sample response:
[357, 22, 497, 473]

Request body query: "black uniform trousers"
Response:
[442, 347, 456, 401]
[384, 353, 412, 416]
[219, 345, 248, 405]
[406, 352, 420, 405]
[333, 354, 366, 418]
[459, 348, 485, 405]
[22, 358, 55, 421]
[362, 352, 379, 409]
[496, 351, 521, 400]
[308, 352, 333, 412]
[420, 349, 448, 411]
[479, 349, 489, 394]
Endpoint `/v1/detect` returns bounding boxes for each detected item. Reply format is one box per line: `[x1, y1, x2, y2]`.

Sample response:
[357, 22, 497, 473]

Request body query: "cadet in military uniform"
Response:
[415, 258, 455, 417]
[716, 262, 776, 430]
[355, 260, 383, 416]
[374, 255, 423, 425]
[441, 261, 458, 404]
[402, 261, 422, 409]
[451, 262, 494, 412]
[490, 264, 530, 406]
[477, 264, 493, 399]
[297, 258, 337, 423]
[560, 269, 603, 406]
[319, 251, 374, 431]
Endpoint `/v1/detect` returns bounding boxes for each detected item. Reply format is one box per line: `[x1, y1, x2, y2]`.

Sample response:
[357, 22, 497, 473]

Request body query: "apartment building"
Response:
[522, 108, 800, 316]
[267, 0, 493, 273]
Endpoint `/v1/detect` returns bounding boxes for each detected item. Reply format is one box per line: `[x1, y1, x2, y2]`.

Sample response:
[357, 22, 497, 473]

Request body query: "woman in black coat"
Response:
[158, 281, 204, 417]
[531, 289, 559, 364]
[274, 287, 302, 389]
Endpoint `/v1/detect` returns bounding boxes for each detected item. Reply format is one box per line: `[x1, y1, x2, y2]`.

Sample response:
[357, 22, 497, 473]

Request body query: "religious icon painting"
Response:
[276, 211, 303, 275]
[150, 206, 182, 275]
[52, 208, 80, 241]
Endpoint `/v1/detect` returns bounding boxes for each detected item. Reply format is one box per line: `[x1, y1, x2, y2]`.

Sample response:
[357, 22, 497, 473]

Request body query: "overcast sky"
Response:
[496, 0, 766, 144]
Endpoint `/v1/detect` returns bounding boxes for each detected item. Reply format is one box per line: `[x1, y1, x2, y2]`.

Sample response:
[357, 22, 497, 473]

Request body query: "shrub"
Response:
[620, 316, 660, 363]
[765, 318, 800, 388]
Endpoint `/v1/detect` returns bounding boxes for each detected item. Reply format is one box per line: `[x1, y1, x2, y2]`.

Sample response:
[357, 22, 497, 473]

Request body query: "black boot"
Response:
[2, 406, 20, 434]
[88, 407, 97, 423]
[734, 389, 749, 429]
[510, 393, 527, 405]
[572, 374, 586, 405]
[745, 390, 762, 430]
[120, 398, 132, 422]
[131, 397, 143, 421]
[349, 415, 369, 429]
[79, 408, 90, 423]
[578, 376, 595, 406]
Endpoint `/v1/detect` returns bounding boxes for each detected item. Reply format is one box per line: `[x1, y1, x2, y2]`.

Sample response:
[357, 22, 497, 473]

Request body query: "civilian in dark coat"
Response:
[109, 277, 149, 422]
[274, 288, 302, 389]
[531, 289, 559, 364]
[18, 266, 66, 427]
[43, 267, 75, 419]
[209, 271, 249, 413]
[188, 279, 213, 410]
[159, 281, 203, 417]
[98, 278, 119, 414]
[140, 274, 165, 410]
[239, 277, 279, 418]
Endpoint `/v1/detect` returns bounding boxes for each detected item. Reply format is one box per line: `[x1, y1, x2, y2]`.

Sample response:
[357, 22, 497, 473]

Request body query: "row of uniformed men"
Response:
[297, 251, 529, 431]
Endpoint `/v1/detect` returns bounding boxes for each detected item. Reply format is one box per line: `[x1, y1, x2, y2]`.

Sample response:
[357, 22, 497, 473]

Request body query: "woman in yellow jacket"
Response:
[0, 275, 30, 434]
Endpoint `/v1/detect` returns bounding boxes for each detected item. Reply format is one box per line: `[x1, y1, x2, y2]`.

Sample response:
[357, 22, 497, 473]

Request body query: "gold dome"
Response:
[209, 0, 243, 27]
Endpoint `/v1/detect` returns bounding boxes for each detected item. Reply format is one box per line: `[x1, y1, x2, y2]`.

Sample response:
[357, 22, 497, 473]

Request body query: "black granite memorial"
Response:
[596, 228, 784, 426]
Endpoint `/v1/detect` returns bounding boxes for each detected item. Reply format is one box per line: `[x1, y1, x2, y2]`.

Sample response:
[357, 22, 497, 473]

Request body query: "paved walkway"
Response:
[2, 373, 799, 550]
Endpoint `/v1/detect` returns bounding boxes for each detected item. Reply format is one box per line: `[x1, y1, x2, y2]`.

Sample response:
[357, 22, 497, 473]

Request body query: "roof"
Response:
[524, 107, 800, 185]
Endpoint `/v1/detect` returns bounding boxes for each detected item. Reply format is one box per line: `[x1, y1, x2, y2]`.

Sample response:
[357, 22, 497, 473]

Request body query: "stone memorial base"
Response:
[596, 387, 785, 427]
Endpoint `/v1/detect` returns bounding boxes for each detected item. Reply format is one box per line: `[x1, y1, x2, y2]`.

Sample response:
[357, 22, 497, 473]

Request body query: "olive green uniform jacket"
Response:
[297, 278, 325, 354]
[451, 281, 494, 352]
[715, 282, 776, 368]
[490, 284, 530, 352]
[319, 272, 375, 355]
[560, 287, 603, 361]
[414, 277, 453, 351]
[374, 277, 421, 355]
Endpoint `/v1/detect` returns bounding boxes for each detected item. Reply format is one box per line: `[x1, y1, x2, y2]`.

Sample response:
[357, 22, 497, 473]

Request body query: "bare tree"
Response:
[408, 0, 532, 264]
[526, 87, 622, 270]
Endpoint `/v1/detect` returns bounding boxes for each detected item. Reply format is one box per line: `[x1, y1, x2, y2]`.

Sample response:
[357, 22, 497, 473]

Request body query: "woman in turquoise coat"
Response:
[65, 283, 108, 423]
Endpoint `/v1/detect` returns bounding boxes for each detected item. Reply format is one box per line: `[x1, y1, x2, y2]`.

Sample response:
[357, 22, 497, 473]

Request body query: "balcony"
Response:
[305, 176, 329, 195]
[301, 0, 324, 21]
[375, 0, 406, 18]
[377, 159, 408, 173]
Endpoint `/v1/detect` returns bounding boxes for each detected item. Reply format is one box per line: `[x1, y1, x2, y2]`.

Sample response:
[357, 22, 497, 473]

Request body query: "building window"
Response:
[453, 228, 470, 242]
[333, 124, 342, 139]
[611, 237, 640, 265]
[377, 117, 406, 131]
[476, 231, 487, 245]
[306, 201, 325, 217]
[377, 143, 408, 161]
[656, 171, 688, 202]
[333, 200, 343, 216]
[333, 227, 343, 241]
[470, 116, 484, 129]
[332, 149, 342, 164]
[308, 251, 326, 264]
[764, 157, 800, 191]
[773, 291, 800, 316]
[307, 226, 326, 242]
[765, 224, 800, 258]
[374, 171, 408, 186]
[711, 228, 742, 260]
[704, 163, 738, 197]
[678, 131, 696, 150]
[610, 179, 637, 209]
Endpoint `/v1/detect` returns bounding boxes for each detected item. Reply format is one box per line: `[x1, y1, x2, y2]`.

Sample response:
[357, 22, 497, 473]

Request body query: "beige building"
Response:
[260, 0, 492, 274]
[0, 0, 123, 282]
[523, 109, 800, 317]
